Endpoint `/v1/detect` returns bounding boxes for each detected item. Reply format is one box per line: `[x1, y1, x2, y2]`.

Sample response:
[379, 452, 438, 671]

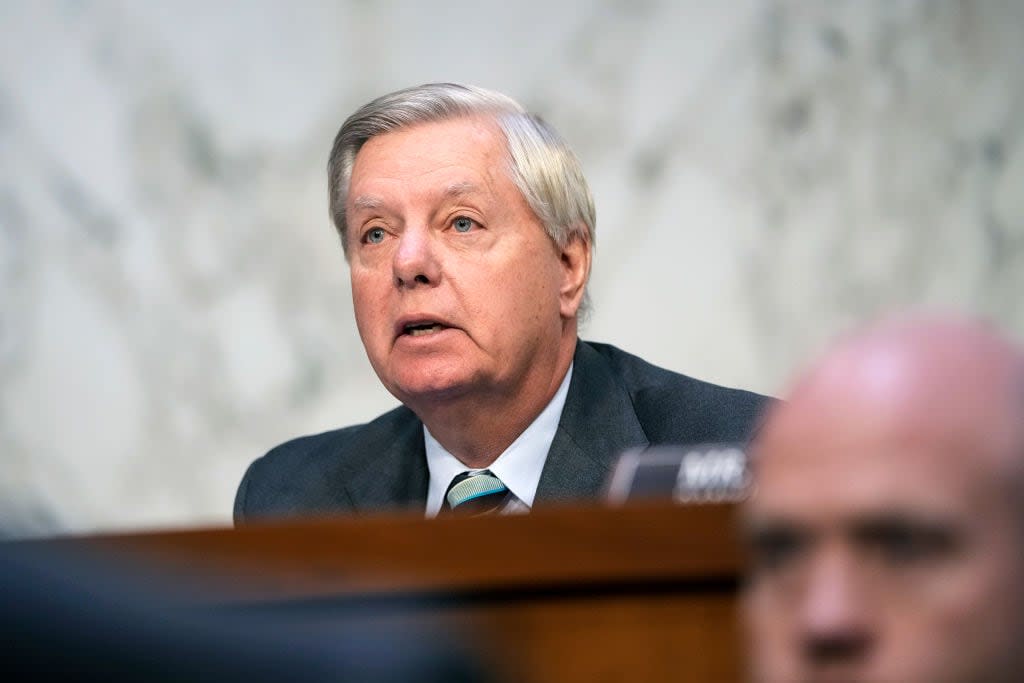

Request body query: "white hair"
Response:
[327, 83, 596, 312]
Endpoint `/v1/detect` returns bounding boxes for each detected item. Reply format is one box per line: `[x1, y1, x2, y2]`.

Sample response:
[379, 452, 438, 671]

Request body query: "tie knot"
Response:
[442, 470, 509, 515]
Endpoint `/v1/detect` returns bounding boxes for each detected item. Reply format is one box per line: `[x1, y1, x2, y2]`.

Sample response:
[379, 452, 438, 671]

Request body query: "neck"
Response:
[416, 336, 577, 469]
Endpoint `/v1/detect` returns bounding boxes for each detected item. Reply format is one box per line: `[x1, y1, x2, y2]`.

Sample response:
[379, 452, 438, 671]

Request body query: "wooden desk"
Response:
[38, 503, 744, 682]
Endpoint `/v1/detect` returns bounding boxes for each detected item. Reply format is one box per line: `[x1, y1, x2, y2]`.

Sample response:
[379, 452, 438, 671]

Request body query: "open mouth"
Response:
[403, 322, 447, 337]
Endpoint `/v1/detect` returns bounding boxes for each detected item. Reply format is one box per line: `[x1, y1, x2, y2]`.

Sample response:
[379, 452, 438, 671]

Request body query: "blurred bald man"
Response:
[743, 316, 1024, 683]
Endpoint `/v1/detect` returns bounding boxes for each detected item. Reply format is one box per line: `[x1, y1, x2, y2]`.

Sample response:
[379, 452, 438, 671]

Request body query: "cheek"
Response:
[462, 248, 556, 311]
[513, 274, 562, 332]
[743, 588, 783, 644]
[875, 556, 1022, 671]
[743, 591, 800, 680]
[519, 251, 567, 308]
[350, 273, 389, 340]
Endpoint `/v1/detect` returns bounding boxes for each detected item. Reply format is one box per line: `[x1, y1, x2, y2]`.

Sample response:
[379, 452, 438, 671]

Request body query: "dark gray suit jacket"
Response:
[234, 341, 769, 523]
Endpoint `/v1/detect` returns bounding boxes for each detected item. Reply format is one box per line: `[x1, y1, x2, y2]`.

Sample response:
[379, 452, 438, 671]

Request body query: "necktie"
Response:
[441, 470, 511, 515]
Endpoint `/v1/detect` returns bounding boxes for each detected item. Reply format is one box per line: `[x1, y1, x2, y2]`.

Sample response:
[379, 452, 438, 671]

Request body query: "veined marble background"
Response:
[1, 0, 1021, 537]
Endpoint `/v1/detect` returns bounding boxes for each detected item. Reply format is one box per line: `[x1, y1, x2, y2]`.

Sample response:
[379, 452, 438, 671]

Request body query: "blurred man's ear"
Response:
[559, 231, 591, 319]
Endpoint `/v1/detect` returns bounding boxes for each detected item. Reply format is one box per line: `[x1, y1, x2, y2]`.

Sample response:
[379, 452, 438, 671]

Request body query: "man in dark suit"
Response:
[235, 83, 767, 522]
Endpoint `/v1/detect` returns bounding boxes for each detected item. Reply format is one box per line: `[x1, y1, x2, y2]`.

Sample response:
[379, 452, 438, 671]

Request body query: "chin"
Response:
[385, 367, 479, 405]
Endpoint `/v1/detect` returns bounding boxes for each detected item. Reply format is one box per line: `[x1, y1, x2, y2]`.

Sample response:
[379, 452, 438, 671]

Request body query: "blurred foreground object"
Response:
[0, 544, 485, 682]
[743, 315, 1024, 683]
[607, 443, 751, 504]
[11, 503, 745, 682]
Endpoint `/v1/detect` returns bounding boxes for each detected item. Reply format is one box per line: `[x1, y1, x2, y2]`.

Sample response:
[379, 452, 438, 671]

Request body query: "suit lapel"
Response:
[535, 341, 650, 504]
[339, 407, 429, 514]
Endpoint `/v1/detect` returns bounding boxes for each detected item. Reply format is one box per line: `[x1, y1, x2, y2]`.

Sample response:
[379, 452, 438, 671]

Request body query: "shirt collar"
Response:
[424, 363, 574, 516]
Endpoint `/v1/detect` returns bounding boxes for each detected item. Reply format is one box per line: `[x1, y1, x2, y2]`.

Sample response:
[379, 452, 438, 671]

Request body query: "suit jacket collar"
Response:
[340, 405, 429, 513]
[341, 340, 648, 512]
[535, 340, 649, 504]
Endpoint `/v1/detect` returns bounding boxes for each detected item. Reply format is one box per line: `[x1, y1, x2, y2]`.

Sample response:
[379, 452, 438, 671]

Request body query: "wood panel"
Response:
[26, 502, 745, 682]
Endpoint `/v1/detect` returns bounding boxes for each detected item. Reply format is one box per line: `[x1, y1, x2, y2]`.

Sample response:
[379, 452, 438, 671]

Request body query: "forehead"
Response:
[749, 401, 1007, 525]
[348, 117, 510, 200]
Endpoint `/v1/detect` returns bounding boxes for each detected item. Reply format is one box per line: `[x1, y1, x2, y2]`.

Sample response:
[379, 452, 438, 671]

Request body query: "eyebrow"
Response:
[351, 195, 385, 212]
[743, 511, 960, 547]
[442, 181, 482, 200]
[742, 518, 814, 546]
[349, 182, 485, 215]
[849, 512, 960, 545]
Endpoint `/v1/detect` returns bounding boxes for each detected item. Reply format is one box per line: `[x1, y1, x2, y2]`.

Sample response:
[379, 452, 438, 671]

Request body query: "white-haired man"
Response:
[235, 83, 767, 520]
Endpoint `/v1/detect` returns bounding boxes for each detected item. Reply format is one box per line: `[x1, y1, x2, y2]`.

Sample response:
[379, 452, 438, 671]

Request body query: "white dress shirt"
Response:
[424, 364, 574, 517]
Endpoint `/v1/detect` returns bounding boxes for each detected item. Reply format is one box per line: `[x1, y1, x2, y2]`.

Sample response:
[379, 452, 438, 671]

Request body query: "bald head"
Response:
[744, 315, 1024, 683]
[763, 316, 1024, 489]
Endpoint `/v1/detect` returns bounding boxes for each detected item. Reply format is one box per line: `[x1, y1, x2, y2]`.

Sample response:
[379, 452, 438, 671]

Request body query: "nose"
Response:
[392, 225, 441, 289]
[800, 549, 873, 668]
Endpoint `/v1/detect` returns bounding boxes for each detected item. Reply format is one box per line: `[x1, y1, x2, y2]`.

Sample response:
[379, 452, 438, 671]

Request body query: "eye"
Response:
[876, 526, 954, 565]
[451, 216, 476, 233]
[363, 227, 386, 244]
[746, 526, 809, 575]
[854, 518, 958, 567]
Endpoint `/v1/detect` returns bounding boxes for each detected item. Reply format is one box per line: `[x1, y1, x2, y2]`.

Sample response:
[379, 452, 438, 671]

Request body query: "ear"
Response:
[558, 232, 591, 319]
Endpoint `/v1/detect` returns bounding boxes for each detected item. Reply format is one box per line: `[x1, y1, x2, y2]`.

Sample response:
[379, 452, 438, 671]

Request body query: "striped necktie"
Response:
[441, 470, 511, 515]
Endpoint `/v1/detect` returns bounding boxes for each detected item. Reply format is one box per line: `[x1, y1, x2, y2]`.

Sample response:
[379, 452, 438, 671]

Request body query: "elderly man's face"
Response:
[743, 397, 1024, 683]
[345, 117, 578, 409]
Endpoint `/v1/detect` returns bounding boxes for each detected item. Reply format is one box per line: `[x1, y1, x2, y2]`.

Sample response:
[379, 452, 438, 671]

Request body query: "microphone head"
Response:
[606, 443, 751, 505]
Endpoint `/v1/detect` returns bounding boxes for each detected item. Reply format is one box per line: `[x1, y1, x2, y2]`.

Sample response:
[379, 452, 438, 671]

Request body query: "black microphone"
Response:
[606, 443, 751, 504]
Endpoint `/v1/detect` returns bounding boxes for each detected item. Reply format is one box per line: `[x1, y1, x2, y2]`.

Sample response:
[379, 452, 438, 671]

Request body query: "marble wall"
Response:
[1, 0, 1021, 536]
